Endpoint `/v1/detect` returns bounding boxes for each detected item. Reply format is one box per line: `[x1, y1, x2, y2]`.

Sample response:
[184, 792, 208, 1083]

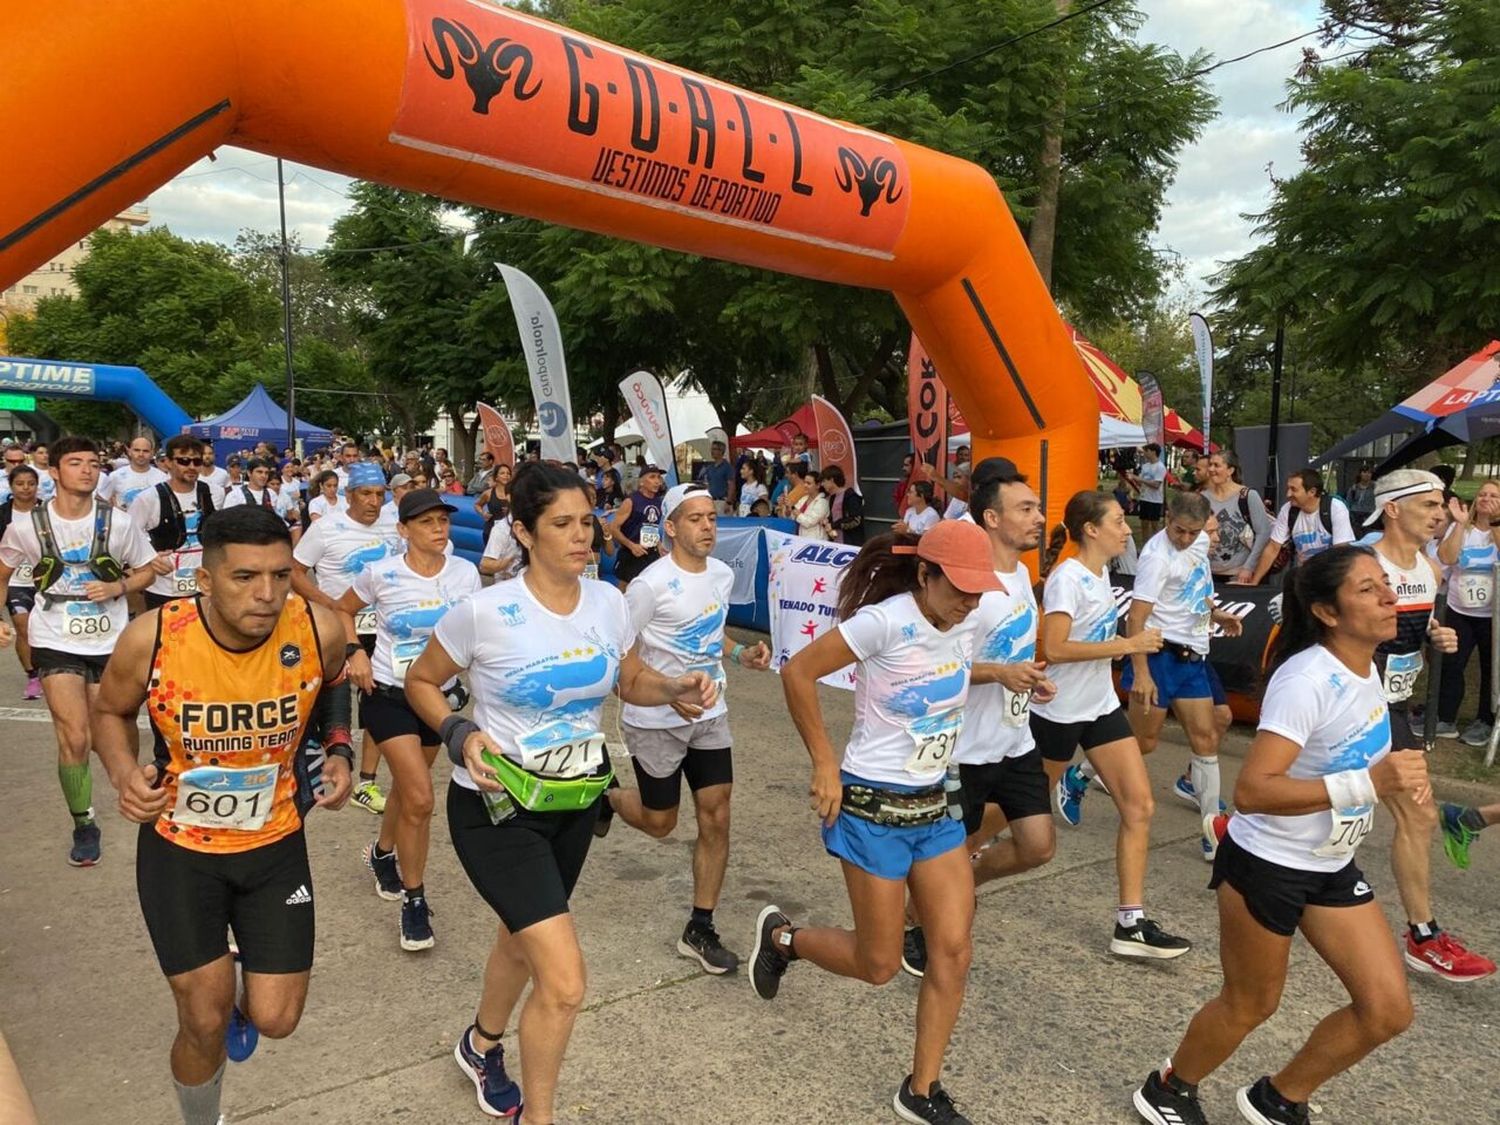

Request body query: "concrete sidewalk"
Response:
[2, 647, 1498, 1124]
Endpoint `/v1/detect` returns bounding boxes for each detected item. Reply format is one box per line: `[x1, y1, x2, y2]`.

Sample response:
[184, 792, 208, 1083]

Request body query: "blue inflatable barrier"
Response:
[0, 356, 192, 438]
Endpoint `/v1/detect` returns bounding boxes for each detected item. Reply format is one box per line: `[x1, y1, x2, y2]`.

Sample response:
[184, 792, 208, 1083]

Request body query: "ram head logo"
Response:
[834, 147, 903, 217]
[424, 18, 541, 114]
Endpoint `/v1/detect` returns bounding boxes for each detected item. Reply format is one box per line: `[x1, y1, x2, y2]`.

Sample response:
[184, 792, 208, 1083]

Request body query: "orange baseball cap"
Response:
[895, 520, 1003, 594]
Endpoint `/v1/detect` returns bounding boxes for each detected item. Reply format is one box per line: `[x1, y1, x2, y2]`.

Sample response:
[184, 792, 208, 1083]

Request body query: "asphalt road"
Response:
[2, 638, 1498, 1124]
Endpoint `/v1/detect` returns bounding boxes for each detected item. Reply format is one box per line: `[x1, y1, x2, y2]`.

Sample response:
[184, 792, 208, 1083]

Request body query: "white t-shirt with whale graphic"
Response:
[622, 554, 732, 730]
[348, 553, 480, 688]
[954, 566, 1038, 765]
[837, 592, 978, 786]
[434, 575, 635, 790]
[1032, 557, 1121, 723]
[1132, 529, 1214, 653]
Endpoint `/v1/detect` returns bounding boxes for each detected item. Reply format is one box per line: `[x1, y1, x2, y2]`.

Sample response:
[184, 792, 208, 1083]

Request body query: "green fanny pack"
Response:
[481, 749, 613, 814]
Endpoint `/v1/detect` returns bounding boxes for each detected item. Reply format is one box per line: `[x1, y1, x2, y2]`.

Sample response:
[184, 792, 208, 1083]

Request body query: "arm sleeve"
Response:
[0, 522, 31, 569]
[837, 602, 891, 663]
[1256, 670, 1318, 745]
[1268, 503, 1290, 546]
[1246, 490, 1274, 564]
[1331, 499, 1356, 545]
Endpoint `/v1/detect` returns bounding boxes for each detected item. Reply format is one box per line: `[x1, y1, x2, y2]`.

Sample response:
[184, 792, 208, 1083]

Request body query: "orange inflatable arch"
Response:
[1, 0, 1097, 540]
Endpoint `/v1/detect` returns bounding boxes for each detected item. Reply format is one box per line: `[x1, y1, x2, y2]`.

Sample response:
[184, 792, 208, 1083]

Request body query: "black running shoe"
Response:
[1237, 1076, 1310, 1125]
[893, 1076, 971, 1125]
[1110, 918, 1192, 960]
[363, 841, 402, 902]
[901, 926, 928, 978]
[750, 904, 792, 1000]
[678, 918, 739, 974]
[1133, 1068, 1207, 1125]
[400, 895, 436, 952]
[593, 776, 619, 839]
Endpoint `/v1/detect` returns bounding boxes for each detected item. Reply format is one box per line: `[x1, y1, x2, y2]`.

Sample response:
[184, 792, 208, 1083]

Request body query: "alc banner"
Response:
[475, 401, 515, 468]
[499, 263, 575, 464]
[765, 530, 857, 690]
[1190, 312, 1214, 451]
[618, 370, 680, 485]
[810, 394, 859, 494]
[906, 334, 950, 501]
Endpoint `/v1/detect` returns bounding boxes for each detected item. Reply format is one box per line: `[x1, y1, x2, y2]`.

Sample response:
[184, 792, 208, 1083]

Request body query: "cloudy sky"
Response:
[142, 0, 1323, 295]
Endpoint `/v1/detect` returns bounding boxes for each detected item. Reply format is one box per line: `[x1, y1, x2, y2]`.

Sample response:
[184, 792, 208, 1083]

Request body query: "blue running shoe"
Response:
[454, 1025, 522, 1119]
[226, 1004, 259, 1063]
[1054, 764, 1088, 827]
[1173, 773, 1227, 814]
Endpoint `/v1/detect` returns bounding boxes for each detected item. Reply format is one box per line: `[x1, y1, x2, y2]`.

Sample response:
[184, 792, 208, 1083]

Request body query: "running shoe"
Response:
[893, 1076, 971, 1125]
[400, 894, 436, 952]
[67, 822, 101, 867]
[1054, 764, 1089, 827]
[678, 918, 739, 974]
[351, 779, 386, 814]
[454, 1026, 522, 1119]
[226, 1004, 259, 1063]
[1173, 773, 1227, 813]
[1461, 719, 1493, 748]
[1201, 814, 1229, 863]
[1433, 720, 1460, 739]
[750, 905, 793, 1001]
[23, 673, 40, 701]
[1440, 803, 1481, 871]
[1236, 1076, 1309, 1124]
[363, 841, 403, 901]
[1403, 930, 1497, 982]
[1133, 1067, 1207, 1125]
[1110, 918, 1191, 960]
[901, 926, 928, 978]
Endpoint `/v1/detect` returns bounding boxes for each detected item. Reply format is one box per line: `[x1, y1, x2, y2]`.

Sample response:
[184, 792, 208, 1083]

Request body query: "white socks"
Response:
[1190, 755, 1220, 819]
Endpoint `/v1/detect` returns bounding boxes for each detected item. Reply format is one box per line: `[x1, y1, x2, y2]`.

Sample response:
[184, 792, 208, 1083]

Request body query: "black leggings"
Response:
[1439, 609, 1494, 725]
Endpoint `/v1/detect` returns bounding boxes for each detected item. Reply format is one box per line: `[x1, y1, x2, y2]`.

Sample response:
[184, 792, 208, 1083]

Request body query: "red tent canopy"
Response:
[730, 403, 819, 450]
[1165, 409, 1213, 451]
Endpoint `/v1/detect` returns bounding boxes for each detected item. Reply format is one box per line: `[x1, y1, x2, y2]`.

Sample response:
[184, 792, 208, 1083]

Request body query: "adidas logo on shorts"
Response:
[285, 884, 312, 906]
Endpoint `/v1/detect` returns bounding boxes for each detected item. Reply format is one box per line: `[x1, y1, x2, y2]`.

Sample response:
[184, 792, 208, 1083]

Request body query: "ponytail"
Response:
[836, 531, 924, 620]
[1267, 545, 1375, 675]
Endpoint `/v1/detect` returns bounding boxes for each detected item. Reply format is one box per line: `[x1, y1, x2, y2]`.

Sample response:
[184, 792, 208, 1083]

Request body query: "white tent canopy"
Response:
[947, 415, 1144, 452]
[597, 376, 748, 458]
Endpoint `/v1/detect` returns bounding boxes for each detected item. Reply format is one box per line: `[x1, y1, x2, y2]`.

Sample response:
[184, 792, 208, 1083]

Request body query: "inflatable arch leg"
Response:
[0, 0, 1098, 546]
[0, 357, 193, 439]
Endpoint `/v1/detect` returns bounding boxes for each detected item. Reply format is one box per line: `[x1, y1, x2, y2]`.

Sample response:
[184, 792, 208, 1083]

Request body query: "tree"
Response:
[1212, 0, 1500, 449]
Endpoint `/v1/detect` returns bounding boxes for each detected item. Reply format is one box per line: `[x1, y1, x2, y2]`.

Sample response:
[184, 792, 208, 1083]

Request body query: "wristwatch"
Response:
[345, 642, 363, 658]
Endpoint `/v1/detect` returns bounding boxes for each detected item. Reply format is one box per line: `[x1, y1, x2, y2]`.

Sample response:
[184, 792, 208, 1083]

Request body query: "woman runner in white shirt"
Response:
[335, 489, 481, 953]
[404, 463, 713, 1125]
[1034, 490, 1190, 960]
[1133, 545, 1428, 1125]
[750, 521, 1003, 1125]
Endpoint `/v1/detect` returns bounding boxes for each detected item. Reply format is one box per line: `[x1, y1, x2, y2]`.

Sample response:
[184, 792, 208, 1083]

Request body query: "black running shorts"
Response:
[1388, 706, 1420, 753]
[447, 781, 597, 934]
[612, 548, 659, 586]
[6, 586, 34, 617]
[361, 687, 439, 746]
[144, 591, 186, 611]
[958, 748, 1051, 833]
[1030, 706, 1133, 763]
[1210, 833, 1374, 937]
[136, 824, 316, 976]
[31, 646, 110, 684]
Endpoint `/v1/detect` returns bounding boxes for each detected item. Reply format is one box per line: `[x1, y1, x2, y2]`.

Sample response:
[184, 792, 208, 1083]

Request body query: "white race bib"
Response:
[639, 523, 661, 549]
[12, 563, 32, 584]
[1455, 572, 1492, 611]
[903, 708, 963, 774]
[1381, 650, 1422, 703]
[1313, 804, 1374, 859]
[64, 600, 111, 637]
[1000, 685, 1031, 728]
[172, 565, 198, 595]
[516, 722, 606, 779]
[390, 638, 425, 685]
[171, 765, 279, 831]
[583, 563, 599, 582]
[354, 608, 377, 635]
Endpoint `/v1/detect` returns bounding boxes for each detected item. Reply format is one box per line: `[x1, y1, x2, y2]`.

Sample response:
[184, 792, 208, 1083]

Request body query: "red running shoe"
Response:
[1404, 930, 1497, 983]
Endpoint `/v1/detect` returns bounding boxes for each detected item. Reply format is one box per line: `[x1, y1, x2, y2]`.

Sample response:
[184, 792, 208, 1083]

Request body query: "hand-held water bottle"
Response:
[943, 765, 964, 822]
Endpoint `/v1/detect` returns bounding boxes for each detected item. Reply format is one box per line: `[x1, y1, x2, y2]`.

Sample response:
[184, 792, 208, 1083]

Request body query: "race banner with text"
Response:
[1189, 312, 1214, 451]
[619, 369, 680, 485]
[499, 263, 576, 464]
[475, 401, 516, 468]
[906, 334, 949, 498]
[765, 530, 857, 690]
[1138, 372, 1164, 449]
[811, 394, 859, 494]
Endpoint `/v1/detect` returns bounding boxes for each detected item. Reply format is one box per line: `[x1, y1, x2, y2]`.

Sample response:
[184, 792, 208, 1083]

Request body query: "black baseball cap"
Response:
[398, 488, 457, 522]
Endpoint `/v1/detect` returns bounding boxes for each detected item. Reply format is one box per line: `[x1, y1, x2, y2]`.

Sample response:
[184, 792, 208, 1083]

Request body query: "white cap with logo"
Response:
[1366, 468, 1445, 527]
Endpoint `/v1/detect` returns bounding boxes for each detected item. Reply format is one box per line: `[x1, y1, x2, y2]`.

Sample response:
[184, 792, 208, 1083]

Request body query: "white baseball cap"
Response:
[1365, 468, 1444, 527]
[662, 482, 713, 520]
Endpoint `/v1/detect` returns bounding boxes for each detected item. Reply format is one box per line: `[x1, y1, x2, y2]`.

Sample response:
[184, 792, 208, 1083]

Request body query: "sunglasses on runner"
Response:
[173, 457, 205, 466]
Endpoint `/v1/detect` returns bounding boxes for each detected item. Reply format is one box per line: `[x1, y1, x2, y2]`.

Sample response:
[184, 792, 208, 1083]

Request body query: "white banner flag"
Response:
[765, 530, 858, 690]
[710, 524, 762, 605]
[619, 370, 679, 486]
[499, 264, 575, 464]
[1189, 312, 1214, 451]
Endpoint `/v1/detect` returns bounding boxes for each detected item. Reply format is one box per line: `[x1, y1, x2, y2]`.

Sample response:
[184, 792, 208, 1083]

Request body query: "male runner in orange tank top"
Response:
[92, 505, 355, 1125]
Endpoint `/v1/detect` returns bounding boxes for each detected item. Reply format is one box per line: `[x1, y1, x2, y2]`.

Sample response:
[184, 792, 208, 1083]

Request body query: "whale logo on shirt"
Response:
[386, 601, 454, 640]
[1181, 562, 1213, 616]
[672, 601, 727, 656]
[884, 661, 969, 719]
[342, 542, 394, 575]
[1084, 605, 1118, 643]
[1325, 710, 1392, 772]
[980, 603, 1035, 662]
[502, 650, 613, 711]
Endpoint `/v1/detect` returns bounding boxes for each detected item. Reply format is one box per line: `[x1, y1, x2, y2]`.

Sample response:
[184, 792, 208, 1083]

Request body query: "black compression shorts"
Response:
[958, 748, 1052, 833]
[361, 687, 439, 746]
